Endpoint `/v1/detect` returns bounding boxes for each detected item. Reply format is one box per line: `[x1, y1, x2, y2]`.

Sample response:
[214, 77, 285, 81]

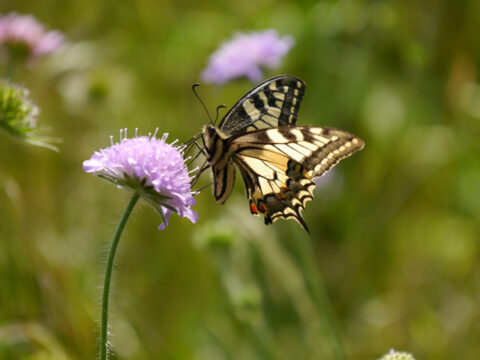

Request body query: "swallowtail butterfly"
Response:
[198, 75, 364, 233]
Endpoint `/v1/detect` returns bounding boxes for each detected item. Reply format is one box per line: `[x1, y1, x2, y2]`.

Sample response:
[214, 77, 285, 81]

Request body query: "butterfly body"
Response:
[201, 75, 364, 233]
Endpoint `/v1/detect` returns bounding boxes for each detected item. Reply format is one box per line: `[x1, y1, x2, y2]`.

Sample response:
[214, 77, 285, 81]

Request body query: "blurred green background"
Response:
[1, 0, 480, 359]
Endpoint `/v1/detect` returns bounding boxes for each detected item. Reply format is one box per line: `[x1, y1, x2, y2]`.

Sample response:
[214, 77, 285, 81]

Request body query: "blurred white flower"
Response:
[379, 349, 416, 360]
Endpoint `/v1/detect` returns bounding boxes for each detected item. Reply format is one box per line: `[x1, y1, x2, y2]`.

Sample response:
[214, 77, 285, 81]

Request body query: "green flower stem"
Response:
[5, 55, 17, 79]
[100, 192, 140, 360]
[297, 238, 345, 360]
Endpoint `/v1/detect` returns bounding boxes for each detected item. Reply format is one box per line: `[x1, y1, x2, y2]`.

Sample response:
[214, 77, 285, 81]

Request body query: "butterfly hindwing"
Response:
[230, 126, 364, 232]
[218, 75, 305, 136]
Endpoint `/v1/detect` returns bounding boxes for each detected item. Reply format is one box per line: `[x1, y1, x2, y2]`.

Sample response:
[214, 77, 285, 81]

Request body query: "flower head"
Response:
[379, 349, 416, 360]
[202, 29, 294, 85]
[0, 80, 58, 150]
[83, 129, 199, 229]
[0, 12, 64, 63]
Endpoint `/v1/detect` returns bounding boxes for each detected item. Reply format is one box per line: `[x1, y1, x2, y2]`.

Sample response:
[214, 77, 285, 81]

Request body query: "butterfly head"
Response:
[202, 124, 217, 139]
[202, 124, 228, 164]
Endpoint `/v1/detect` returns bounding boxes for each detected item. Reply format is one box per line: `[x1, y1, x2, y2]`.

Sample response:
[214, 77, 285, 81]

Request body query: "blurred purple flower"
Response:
[202, 29, 294, 84]
[0, 12, 64, 63]
[83, 129, 199, 229]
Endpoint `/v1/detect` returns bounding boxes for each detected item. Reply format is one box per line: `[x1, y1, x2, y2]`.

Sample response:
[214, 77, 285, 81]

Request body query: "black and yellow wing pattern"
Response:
[202, 75, 364, 233]
[218, 75, 305, 135]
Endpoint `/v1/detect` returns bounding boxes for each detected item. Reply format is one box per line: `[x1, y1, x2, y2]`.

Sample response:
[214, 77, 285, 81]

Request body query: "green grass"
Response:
[1, 0, 480, 358]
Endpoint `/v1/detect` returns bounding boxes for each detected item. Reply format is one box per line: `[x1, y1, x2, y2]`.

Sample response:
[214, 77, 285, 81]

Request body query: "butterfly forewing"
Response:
[218, 75, 305, 136]
[230, 127, 364, 232]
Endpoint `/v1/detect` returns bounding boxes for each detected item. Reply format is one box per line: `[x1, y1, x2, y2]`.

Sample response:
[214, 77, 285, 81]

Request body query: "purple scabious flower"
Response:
[202, 29, 294, 85]
[0, 12, 64, 63]
[83, 129, 199, 230]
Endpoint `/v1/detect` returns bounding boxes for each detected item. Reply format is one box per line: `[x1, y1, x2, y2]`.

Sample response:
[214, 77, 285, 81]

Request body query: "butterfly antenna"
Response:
[192, 83, 213, 123]
[213, 104, 226, 126]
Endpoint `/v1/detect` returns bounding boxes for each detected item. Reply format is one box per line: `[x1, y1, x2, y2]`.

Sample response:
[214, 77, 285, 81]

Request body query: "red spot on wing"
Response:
[250, 202, 258, 214]
[259, 203, 267, 213]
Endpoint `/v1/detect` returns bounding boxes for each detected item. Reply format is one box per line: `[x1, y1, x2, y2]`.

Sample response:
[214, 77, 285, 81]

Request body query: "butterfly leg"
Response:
[191, 161, 210, 187]
[186, 136, 208, 168]
[183, 133, 203, 160]
[181, 132, 202, 148]
[194, 180, 213, 193]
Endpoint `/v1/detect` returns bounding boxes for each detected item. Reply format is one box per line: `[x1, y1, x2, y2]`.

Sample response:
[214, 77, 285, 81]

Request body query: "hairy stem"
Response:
[100, 192, 140, 360]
